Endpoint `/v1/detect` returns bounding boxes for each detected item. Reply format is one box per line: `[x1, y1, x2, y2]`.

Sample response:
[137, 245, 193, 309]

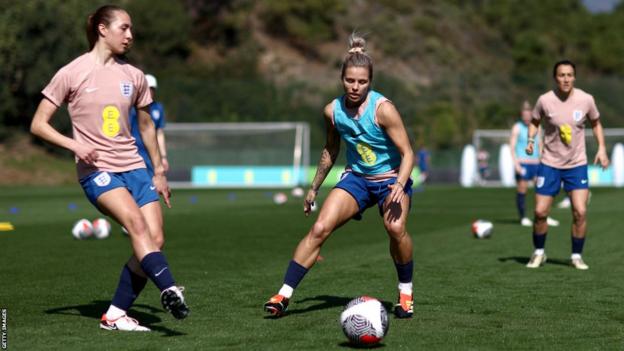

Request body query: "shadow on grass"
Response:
[498, 256, 571, 267]
[266, 295, 393, 318]
[44, 300, 186, 336]
[492, 218, 523, 225]
[338, 341, 386, 349]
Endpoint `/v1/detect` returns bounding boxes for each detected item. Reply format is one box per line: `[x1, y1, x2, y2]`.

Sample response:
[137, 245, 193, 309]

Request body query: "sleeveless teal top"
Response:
[333, 91, 401, 175]
[515, 121, 540, 162]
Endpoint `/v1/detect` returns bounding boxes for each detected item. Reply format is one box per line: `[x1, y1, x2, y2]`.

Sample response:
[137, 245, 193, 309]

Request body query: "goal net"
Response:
[164, 122, 310, 188]
[461, 128, 624, 187]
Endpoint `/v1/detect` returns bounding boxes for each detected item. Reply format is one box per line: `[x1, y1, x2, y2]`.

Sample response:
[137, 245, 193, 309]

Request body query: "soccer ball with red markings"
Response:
[71, 219, 93, 240]
[472, 219, 493, 239]
[92, 218, 111, 239]
[340, 296, 389, 346]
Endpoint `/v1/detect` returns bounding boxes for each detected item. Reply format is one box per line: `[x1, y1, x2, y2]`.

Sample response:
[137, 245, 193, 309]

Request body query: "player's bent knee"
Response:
[572, 208, 586, 222]
[384, 221, 406, 239]
[534, 208, 549, 220]
[310, 221, 331, 241]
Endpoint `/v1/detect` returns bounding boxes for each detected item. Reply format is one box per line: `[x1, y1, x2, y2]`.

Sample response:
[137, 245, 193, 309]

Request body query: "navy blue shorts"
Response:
[535, 163, 588, 196]
[515, 163, 539, 181]
[79, 169, 159, 210]
[334, 172, 413, 220]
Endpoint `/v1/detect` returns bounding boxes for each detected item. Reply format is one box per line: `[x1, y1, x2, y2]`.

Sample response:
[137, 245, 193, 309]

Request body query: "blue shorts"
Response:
[79, 168, 159, 210]
[335, 172, 413, 220]
[535, 163, 588, 196]
[515, 163, 539, 181]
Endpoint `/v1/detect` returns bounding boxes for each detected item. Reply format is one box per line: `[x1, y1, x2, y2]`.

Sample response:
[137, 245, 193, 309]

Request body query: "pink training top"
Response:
[42, 52, 153, 179]
[532, 88, 600, 169]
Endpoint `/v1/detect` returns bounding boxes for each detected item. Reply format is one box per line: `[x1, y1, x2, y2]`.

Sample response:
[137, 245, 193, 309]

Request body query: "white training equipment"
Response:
[92, 218, 111, 239]
[472, 220, 493, 239]
[612, 143, 624, 187]
[498, 143, 515, 187]
[273, 192, 288, 205]
[460, 144, 477, 187]
[340, 296, 389, 346]
[72, 219, 93, 240]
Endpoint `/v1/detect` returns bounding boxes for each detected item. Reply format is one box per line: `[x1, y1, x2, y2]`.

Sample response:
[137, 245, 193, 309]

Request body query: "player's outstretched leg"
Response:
[101, 262, 149, 331]
[140, 252, 190, 319]
[569, 189, 589, 270]
[264, 188, 358, 317]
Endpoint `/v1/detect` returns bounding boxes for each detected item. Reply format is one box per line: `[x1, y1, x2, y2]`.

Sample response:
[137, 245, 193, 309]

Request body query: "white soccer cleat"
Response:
[526, 253, 547, 268]
[546, 217, 559, 226]
[571, 257, 589, 270]
[557, 197, 571, 209]
[520, 217, 533, 227]
[100, 314, 150, 331]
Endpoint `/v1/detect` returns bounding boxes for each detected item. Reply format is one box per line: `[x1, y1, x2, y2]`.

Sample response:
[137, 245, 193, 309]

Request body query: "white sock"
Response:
[278, 284, 294, 299]
[534, 249, 545, 256]
[571, 253, 582, 260]
[105, 305, 126, 320]
[398, 282, 413, 295]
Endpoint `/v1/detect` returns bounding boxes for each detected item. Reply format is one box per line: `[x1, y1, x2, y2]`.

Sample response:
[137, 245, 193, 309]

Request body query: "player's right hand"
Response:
[304, 189, 317, 217]
[74, 143, 99, 165]
[525, 143, 534, 156]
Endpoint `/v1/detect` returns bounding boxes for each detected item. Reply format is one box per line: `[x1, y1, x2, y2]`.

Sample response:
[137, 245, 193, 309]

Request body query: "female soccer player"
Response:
[264, 34, 415, 319]
[30, 5, 188, 331]
[525, 60, 609, 270]
[509, 101, 559, 227]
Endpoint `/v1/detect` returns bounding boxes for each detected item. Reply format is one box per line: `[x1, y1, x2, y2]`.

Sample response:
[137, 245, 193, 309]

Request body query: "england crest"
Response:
[573, 110, 583, 123]
[120, 82, 133, 98]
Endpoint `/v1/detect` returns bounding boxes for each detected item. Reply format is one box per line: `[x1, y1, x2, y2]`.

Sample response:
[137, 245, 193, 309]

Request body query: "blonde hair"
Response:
[521, 100, 532, 111]
[341, 33, 373, 80]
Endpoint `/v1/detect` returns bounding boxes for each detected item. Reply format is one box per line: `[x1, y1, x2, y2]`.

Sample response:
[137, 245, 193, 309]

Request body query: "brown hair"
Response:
[341, 33, 373, 81]
[86, 5, 125, 50]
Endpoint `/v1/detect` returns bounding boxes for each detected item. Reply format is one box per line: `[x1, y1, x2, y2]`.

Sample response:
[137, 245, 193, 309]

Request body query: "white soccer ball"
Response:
[273, 192, 288, 205]
[472, 219, 493, 239]
[72, 219, 93, 240]
[92, 218, 111, 239]
[340, 296, 389, 346]
[291, 187, 305, 197]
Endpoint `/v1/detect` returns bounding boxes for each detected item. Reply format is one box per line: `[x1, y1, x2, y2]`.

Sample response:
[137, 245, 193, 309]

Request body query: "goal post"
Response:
[164, 122, 310, 188]
[460, 128, 624, 187]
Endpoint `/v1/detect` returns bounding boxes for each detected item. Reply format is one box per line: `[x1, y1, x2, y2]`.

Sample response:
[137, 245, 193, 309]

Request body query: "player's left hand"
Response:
[388, 181, 406, 204]
[153, 173, 171, 208]
[161, 157, 170, 173]
[594, 148, 610, 170]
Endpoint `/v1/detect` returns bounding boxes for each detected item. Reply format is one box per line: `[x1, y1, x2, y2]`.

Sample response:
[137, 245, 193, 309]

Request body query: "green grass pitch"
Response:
[1, 185, 623, 350]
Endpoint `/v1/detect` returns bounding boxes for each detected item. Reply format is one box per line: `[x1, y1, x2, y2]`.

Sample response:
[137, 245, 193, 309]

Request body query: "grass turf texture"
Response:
[1, 185, 623, 350]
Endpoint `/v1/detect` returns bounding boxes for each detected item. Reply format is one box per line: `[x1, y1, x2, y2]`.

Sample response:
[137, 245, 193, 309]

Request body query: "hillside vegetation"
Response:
[3, 0, 624, 151]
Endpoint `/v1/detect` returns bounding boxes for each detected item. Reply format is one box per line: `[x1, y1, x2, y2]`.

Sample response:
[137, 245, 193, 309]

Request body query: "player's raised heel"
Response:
[394, 292, 413, 319]
[161, 286, 190, 320]
[264, 294, 289, 317]
[100, 314, 150, 331]
[526, 253, 547, 268]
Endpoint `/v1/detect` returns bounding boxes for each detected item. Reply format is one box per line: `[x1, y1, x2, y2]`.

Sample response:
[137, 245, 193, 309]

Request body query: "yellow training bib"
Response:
[102, 105, 121, 138]
[356, 142, 377, 165]
[559, 123, 572, 146]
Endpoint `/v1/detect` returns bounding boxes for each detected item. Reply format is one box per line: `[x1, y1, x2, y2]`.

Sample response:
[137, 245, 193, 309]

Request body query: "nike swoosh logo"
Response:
[581, 180, 588, 184]
[85, 87, 98, 93]
[548, 113, 556, 117]
[150, 186, 156, 190]
[155, 267, 168, 277]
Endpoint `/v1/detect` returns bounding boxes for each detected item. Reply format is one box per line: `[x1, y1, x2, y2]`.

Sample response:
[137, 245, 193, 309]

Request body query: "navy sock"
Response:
[283, 260, 309, 289]
[111, 264, 148, 311]
[516, 192, 526, 219]
[140, 252, 175, 292]
[532, 232, 547, 249]
[572, 236, 586, 254]
[394, 260, 414, 283]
